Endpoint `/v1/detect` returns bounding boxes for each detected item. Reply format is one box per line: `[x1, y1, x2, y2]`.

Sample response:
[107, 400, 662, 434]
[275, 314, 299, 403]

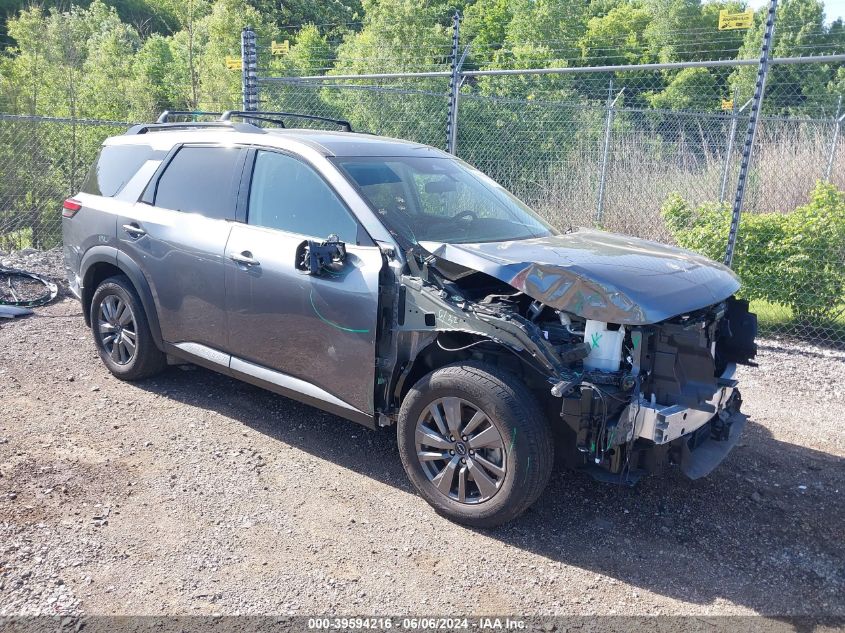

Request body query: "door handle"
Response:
[229, 251, 260, 267]
[122, 223, 147, 237]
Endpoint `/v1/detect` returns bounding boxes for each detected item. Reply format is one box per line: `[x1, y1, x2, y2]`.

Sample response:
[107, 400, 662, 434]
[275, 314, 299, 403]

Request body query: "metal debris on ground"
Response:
[0, 304, 34, 319]
[0, 266, 58, 308]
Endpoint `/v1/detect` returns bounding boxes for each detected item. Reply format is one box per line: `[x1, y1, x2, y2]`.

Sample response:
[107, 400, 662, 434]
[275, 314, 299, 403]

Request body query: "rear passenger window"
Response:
[154, 146, 244, 220]
[81, 144, 157, 197]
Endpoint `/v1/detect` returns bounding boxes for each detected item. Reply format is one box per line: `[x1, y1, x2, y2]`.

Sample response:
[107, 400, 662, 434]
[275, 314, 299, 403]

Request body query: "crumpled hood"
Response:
[419, 229, 740, 325]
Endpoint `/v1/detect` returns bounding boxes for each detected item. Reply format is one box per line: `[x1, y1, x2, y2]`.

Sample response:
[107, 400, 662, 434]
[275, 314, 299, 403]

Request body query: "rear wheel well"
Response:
[82, 263, 125, 325]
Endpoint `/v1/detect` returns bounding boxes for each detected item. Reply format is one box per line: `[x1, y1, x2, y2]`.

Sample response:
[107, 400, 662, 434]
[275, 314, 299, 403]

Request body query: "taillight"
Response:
[62, 198, 82, 218]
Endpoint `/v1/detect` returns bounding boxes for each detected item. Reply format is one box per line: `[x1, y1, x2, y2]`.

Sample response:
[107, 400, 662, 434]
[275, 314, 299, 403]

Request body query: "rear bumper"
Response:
[63, 242, 82, 300]
[67, 272, 82, 300]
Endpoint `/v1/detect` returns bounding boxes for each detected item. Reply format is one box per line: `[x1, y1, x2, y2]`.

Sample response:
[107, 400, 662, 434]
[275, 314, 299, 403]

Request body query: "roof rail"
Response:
[125, 121, 261, 135]
[220, 110, 353, 132]
[156, 110, 222, 123]
[124, 109, 354, 136]
[125, 110, 257, 135]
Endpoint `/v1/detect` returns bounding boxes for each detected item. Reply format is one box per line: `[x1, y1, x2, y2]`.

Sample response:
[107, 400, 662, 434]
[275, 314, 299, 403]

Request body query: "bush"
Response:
[662, 182, 845, 324]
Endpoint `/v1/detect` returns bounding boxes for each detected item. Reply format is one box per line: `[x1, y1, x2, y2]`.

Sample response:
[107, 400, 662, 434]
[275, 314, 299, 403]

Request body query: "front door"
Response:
[225, 149, 383, 416]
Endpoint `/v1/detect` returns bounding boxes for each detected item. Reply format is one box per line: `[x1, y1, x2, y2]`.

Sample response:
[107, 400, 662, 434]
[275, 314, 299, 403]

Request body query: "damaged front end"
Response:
[376, 231, 758, 484]
[558, 297, 756, 483]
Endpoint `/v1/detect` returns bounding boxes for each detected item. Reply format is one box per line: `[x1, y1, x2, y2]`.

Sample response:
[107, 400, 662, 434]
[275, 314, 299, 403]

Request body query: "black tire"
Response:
[397, 361, 553, 527]
[90, 275, 166, 381]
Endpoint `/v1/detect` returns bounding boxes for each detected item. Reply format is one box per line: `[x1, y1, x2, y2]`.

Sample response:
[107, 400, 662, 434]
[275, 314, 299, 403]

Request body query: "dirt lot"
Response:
[1, 254, 844, 618]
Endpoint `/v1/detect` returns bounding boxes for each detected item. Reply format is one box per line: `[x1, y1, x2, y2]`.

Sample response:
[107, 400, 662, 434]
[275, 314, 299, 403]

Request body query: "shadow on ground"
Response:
[135, 364, 844, 616]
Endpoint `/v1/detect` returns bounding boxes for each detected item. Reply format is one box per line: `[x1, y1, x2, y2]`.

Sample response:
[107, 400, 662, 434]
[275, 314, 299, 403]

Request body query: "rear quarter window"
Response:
[81, 144, 157, 197]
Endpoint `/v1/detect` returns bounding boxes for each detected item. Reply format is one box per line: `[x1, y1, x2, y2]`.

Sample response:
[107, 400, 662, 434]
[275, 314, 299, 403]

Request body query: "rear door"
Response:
[117, 144, 247, 350]
[224, 148, 383, 416]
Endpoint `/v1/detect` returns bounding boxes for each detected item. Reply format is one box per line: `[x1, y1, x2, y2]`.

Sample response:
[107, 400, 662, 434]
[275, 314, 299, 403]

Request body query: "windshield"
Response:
[333, 156, 555, 246]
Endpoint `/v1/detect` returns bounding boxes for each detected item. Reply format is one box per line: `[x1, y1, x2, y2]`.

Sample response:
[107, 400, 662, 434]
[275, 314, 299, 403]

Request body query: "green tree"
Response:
[79, 16, 141, 120]
[195, 0, 279, 111]
[730, 0, 834, 114]
[2, 5, 48, 114]
[261, 24, 339, 117]
[503, 0, 589, 63]
[647, 67, 720, 110]
[640, 0, 743, 64]
[472, 0, 586, 100]
[128, 34, 182, 120]
[575, 4, 656, 103]
[325, 0, 451, 142]
[156, 0, 211, 109]
[281, 23, 334, 76]
[580, 6, 654, 67]
[245, 0, 363, 35]
[462, 0, 512, 66]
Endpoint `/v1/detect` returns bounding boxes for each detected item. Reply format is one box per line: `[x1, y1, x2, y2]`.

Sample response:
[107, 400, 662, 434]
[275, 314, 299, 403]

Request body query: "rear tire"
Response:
[90, 275, 166, 381]
[397, 361, 553, 527]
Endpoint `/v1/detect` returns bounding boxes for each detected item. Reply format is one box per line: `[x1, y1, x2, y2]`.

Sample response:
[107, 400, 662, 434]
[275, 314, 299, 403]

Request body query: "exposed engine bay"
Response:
[375, 240, 758, 484]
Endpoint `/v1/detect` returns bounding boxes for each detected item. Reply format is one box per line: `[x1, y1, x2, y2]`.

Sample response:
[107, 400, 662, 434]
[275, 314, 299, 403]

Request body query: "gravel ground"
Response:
[0, 249, 843, 618]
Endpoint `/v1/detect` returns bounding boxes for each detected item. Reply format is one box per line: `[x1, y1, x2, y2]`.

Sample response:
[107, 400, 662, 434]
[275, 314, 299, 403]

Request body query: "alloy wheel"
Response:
[97, 294, 137, 365]
[415, 397, 507, 504]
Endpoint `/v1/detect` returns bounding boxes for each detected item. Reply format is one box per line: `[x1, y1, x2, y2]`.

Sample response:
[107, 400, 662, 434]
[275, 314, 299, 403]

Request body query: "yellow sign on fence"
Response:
[225, 56, 242, 70]
[718, 9, 754, 30]
[721, 99, 734, 110]
[271, 40, 290, 56]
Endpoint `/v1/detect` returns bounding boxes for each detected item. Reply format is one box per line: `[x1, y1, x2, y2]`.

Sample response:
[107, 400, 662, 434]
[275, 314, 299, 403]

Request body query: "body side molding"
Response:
[230, 357, 374, 428]
[166, 342, 375, 429]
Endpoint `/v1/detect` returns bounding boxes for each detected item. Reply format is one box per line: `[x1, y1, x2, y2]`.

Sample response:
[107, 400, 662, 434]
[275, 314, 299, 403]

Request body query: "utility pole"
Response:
[724, 0, 777, 268]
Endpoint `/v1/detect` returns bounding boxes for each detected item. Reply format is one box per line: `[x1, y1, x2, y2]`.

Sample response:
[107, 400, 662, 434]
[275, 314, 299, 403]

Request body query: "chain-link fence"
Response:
[0, 114, 128, 251]
[257, 54, 845, 345]
[0, 55, 843, 344]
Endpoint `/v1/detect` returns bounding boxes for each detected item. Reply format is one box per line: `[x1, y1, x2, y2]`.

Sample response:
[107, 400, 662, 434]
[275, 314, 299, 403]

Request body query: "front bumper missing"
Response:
[607, 363, 746, 479]
[679, 409, 747, 479]
[621, 363, 739, 445]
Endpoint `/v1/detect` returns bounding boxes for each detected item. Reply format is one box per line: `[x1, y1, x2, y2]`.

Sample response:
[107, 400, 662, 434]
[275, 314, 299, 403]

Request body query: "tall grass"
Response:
[479, 115, 845, 243]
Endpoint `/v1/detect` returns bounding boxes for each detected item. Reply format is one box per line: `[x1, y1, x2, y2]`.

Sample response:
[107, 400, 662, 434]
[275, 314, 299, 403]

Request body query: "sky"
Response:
[746, 0, 845, 22]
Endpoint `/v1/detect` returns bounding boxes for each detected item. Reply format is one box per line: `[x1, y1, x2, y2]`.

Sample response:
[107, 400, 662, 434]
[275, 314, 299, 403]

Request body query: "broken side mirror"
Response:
[295, 234, 347, 275]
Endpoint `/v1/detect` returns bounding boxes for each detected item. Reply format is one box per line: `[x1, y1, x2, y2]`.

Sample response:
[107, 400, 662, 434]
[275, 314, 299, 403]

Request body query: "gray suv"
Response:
[62, 111, 757, 526]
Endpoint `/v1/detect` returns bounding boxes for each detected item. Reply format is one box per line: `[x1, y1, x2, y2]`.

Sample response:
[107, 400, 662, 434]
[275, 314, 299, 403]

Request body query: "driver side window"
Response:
[247, 150, 359, 243]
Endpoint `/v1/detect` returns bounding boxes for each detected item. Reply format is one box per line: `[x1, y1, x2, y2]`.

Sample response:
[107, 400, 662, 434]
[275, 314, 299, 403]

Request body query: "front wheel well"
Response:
[396, 333, 551, 409]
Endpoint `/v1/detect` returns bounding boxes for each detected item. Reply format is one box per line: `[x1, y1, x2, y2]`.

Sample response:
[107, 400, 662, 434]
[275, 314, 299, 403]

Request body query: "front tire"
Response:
[90, 275, 165, 381]
[397, 362, 553, 527]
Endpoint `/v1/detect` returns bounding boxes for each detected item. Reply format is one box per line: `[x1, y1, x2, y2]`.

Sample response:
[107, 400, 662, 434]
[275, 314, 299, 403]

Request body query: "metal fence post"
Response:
[595, 80, 624, 225]
[724, 0, 778, 268]
[719, 89, 739, 203]
[241, 26, 259, 112]
[719, 95, 752, 203]
[446, 12, 461, 154]
[824, 95, 843, 181]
